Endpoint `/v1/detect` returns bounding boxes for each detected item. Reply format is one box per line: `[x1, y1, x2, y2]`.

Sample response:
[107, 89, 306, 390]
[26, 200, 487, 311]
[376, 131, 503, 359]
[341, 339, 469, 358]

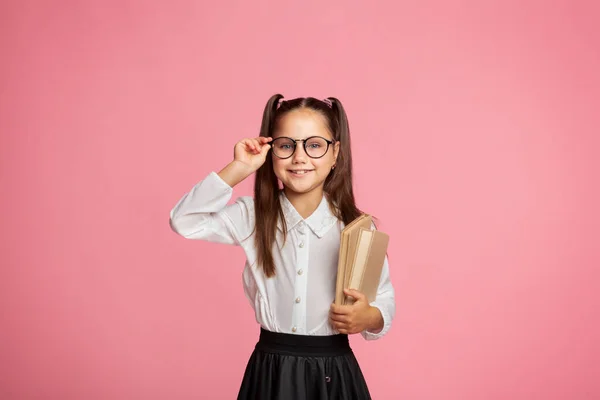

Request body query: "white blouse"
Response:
[169, 171, 395, 340]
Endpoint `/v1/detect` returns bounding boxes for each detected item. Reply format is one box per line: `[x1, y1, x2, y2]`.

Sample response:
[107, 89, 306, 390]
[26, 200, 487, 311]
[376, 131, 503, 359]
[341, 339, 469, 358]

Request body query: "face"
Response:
[271, 108, 340, 197]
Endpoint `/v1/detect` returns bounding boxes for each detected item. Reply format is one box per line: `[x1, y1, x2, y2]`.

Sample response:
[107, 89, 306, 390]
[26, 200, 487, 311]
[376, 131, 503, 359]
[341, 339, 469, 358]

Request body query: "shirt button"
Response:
[299, 242, 304, 248]
[295, 297, 301, 303]
[292, 326, 297, 332]
[297, 269, 303, 275]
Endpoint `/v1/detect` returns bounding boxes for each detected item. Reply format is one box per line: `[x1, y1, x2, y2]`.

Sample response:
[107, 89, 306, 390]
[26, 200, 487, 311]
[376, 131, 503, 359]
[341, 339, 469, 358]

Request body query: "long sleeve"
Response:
[169, 171, 255, 246]
[361, 255, 396, 340]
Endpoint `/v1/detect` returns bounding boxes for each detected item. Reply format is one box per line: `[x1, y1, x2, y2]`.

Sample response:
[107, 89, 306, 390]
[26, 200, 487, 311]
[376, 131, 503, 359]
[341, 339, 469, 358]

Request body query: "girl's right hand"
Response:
[234, 137, 273, 172]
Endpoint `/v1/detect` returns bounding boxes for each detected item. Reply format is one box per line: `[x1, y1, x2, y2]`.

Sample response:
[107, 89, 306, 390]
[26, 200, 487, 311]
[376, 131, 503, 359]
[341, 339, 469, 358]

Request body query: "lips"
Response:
[288, 169, 314, 176]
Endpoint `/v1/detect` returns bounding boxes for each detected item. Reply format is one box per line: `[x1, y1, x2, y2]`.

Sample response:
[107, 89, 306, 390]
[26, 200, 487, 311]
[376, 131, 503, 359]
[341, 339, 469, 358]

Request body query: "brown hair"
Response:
[253, 94, 364, 277]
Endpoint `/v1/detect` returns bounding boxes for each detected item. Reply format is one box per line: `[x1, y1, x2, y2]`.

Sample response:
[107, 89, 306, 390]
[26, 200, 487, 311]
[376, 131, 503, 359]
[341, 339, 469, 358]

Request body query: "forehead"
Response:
[273, 109, 332, 140]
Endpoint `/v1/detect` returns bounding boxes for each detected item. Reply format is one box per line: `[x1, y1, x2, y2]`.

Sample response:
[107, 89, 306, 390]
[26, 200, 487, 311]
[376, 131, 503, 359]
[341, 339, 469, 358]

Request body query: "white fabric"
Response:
[169, 171, 396, 340]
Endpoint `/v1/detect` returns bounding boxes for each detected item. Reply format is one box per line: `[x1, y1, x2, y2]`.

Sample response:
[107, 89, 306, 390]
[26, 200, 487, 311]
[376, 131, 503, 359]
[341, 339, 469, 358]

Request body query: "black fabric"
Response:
[237, 328, 372, 400]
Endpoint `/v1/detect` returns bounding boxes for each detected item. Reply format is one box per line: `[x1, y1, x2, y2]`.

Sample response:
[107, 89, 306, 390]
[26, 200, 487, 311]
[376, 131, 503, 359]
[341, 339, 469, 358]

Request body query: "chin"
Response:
[284, 182, 310, 193]
[284, 181, 323, 195]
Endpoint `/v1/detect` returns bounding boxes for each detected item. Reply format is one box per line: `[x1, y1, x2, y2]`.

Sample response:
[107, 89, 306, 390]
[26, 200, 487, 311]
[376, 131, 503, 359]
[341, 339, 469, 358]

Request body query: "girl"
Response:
[169, 94, 395, 399]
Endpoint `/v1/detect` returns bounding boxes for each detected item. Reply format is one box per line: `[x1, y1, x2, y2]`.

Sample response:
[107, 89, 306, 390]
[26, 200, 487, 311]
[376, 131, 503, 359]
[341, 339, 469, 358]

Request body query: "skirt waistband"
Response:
[255, 328, 351, 356]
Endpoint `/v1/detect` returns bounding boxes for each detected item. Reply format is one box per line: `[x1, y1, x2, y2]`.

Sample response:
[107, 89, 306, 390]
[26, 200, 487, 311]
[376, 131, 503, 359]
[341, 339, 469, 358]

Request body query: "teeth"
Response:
[291, 170, 311, 174]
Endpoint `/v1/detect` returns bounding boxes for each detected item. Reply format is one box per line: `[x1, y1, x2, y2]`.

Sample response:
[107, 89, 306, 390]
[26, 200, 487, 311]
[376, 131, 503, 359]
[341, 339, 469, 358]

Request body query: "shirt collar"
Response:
[277, 191, 339, 238]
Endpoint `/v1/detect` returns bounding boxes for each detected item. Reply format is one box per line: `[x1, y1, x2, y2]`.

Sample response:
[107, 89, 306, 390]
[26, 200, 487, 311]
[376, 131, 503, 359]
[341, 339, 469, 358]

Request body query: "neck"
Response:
[283, 186, 325, 219]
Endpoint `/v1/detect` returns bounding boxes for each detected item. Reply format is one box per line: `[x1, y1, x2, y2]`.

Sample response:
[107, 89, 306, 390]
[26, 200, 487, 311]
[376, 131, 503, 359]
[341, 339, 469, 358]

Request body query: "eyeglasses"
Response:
[271, 136, 334, 159]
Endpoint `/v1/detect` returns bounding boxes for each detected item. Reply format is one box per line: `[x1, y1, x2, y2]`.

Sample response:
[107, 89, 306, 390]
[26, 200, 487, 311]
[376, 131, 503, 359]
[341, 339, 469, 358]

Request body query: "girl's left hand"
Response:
[329, 289, 382, 334]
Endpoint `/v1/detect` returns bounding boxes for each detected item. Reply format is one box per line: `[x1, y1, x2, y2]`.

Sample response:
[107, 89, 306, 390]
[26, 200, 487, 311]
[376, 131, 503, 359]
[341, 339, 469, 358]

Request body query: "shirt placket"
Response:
[291, 221, 309, 334]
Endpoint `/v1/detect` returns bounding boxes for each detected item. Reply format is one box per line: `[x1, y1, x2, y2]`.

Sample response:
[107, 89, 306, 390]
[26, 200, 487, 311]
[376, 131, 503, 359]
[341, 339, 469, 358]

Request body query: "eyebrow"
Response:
[273, 135, 333, 141]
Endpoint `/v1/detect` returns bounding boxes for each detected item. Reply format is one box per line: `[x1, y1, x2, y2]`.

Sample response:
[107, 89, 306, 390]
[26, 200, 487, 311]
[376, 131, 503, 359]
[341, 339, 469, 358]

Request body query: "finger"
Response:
[246, 139, 256, 153]
[243, 139, 255, 152]
[330, 303, 344, 313]
[330, 304, 352, 315]
[260, 142, 271, 155]
[337, 321, 356, 333]
[329, 319, 347, 331]
[344, 288, 366, 302]
[252, 139, 262, 153]
[329, 314, 349, 323]
[241, 143, 252, 154]
[259, 136, 273, 143]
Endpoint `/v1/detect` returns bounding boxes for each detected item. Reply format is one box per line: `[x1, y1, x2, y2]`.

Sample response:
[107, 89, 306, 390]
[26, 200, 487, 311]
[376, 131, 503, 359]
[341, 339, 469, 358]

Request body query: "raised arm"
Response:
[169, 137, 272, 245]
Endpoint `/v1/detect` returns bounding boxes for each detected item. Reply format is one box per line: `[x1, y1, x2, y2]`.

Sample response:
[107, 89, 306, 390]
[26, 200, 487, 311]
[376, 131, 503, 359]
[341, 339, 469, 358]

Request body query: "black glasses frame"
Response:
[271, 136, 335, 159]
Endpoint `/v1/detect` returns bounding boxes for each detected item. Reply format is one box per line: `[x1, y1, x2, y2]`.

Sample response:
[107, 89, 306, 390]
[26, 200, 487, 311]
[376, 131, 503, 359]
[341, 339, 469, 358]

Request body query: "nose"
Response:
[292, 143, 308, 163]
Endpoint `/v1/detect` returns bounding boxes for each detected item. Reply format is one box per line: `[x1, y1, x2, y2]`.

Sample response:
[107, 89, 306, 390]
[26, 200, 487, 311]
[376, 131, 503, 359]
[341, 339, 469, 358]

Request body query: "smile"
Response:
[288, 169, 314, 175]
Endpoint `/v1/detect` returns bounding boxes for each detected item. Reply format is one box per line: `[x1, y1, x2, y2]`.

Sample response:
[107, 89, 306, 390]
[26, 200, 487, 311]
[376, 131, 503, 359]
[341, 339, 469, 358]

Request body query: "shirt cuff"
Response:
[362, 303, 392, 340]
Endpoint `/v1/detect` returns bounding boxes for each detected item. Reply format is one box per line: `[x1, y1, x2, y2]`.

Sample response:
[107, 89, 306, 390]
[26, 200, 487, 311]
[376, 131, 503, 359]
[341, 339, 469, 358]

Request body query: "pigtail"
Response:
[324, 97, 363, 225]
[254, 94, 286, 278]
[258, 94, 284, 139]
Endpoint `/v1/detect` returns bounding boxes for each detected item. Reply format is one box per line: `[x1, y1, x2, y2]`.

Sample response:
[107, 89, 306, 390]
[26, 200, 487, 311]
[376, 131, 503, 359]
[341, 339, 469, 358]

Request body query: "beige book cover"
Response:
[334, 214, 372, 305]
[343, 227, 390, 305]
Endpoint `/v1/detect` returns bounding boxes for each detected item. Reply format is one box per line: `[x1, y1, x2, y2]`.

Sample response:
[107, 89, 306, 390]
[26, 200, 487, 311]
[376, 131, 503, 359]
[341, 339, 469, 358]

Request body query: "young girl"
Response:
[169, 94, 395, 399]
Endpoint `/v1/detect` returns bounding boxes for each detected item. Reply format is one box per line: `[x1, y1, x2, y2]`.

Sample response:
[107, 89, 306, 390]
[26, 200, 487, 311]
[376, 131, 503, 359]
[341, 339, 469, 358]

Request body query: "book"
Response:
[334, 214, 390, 305]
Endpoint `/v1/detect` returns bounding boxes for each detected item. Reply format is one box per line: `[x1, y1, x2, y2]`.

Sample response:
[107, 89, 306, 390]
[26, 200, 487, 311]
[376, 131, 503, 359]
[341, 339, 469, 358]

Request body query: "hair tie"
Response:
[322, 98, 333, 108]
[276, 98, 285, 109]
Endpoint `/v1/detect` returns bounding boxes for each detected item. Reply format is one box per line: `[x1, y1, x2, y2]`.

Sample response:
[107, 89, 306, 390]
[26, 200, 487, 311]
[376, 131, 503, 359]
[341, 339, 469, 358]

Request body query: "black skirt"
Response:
[237, 328, 372, 400]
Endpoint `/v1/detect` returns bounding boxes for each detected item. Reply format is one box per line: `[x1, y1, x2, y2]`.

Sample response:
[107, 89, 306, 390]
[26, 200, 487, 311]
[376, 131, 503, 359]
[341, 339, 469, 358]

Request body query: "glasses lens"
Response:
[272, 138, 295, 158]
[305, 137, 328, 158]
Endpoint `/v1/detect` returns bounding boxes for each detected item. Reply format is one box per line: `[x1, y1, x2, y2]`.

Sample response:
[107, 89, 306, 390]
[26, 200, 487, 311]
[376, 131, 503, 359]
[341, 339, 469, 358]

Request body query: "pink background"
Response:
[1, 1, 599, 399]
